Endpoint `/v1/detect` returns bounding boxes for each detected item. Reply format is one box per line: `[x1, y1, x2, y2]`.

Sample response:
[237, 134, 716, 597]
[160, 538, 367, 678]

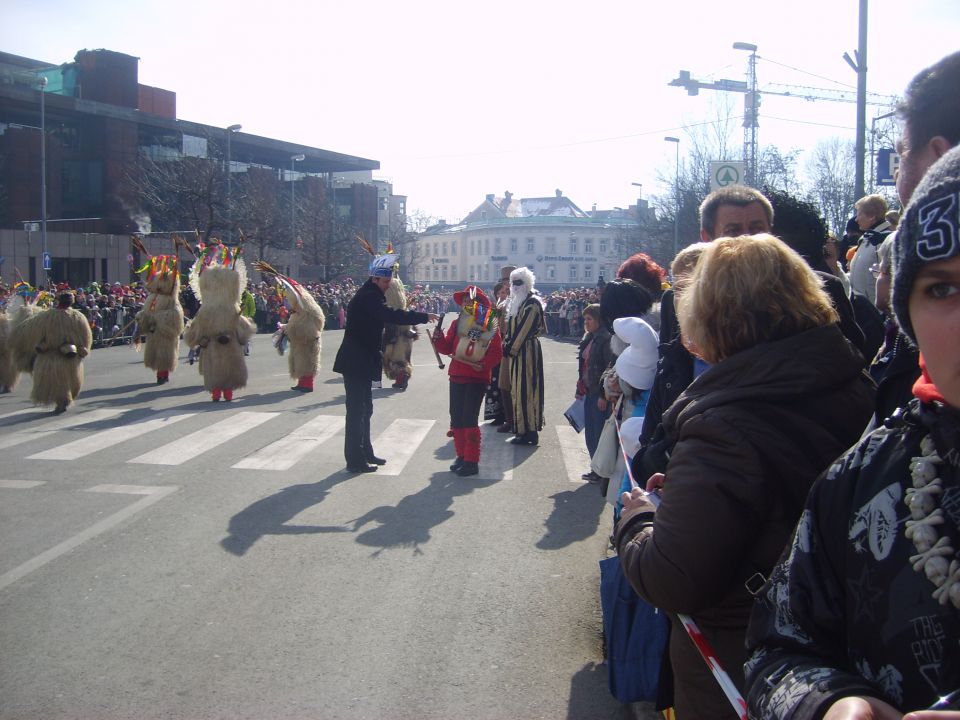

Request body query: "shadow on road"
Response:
[220, 473, 354, 556]
[567, 661, 646, 719]
[351, 470, 501, 556]
[536, 481, 609, 551]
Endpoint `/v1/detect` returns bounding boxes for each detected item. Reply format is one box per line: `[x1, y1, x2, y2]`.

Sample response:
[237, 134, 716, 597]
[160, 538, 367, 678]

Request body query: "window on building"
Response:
[442, 265, 448, 280]
[547, 265, 556, 280]
[510, 238, 518, 252]
[433, 266, 439, 280]
[600, 238, 608, 253]
[451, 266, 457, 279]
[495, 238, 502, 252]
[569, 237, 578, 253]
[442, 242, 448, 255]
[569, 265, 578, 281]
[584, 265, 593, 280]
[484, 238, 489, 255]
[584, 238, 593, 253]
[424, 244, 430, 257]
[470, 240, 475, 255]
[451, 241, 456, 254]
[434, 243, 439, 256]
[546, 236, 556, 253]
[526, 237, 535, 253]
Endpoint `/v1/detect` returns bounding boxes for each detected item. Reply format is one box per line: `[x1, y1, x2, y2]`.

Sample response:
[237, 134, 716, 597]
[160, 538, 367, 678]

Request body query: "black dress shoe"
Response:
[291, 385, 313, 392]
[450, 457, 464, 472]
[346, 463, 378, 473]
[509, 432, 539, 446]
[366, 455, 387, 465]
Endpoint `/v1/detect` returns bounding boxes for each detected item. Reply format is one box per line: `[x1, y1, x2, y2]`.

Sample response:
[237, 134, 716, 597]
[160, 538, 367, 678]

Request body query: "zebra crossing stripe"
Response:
[233, 414, 344, 470]
[0, 484, 178, 592]
[479, 425, 515, 480]
[0, 409, 124, 451]
[127, 411, 279, 466]
[373, 418, 435, 476]
[0, 479, 46, 489]
[27, 412, 198, 460]
[556, 424, 592, 483]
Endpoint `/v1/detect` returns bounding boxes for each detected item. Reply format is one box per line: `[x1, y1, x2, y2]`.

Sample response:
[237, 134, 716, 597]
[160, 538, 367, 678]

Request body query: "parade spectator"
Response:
[577, 303, 613, 482]
[848, 194, 893, 306]
[615, 235, 874, 719]
[744, 143, 960, 720]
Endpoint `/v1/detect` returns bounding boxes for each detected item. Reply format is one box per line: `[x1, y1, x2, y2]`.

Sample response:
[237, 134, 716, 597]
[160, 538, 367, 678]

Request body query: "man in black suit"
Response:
[333, 254, 439, 473]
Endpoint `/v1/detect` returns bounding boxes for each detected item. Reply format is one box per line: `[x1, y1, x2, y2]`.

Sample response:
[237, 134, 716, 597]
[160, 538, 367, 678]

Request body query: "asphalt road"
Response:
[0, 319, 656, 720]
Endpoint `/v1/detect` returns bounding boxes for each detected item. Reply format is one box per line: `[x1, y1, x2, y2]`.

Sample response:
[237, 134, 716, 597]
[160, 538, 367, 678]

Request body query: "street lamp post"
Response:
[733, 41, 758, 187]
[290, 154, 305, 249]
[664, 136, 680, 258]
[225, 124, 241, 241]
[39, 75, 48, 284]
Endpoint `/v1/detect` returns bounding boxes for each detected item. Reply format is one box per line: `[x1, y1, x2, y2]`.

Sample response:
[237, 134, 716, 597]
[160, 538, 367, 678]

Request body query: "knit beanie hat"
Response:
[892, 144, 960, 344]
[612, 317, 659, 391]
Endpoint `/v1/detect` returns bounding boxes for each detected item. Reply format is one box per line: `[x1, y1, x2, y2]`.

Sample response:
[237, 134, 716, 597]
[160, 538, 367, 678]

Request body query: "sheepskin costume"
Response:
[381, 276, 416, 390]
[183, 245, 256, 401]
[9, 292, 93, 413]
[279, 279, 325, 392]
[134, 254, 185, 385]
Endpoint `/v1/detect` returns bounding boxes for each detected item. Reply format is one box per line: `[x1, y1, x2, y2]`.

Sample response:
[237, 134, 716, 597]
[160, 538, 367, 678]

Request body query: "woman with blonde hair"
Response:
[614, 234, 875, 719]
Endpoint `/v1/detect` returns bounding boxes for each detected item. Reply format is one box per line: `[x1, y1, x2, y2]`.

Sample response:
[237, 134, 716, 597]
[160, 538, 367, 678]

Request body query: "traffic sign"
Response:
[876, 148, 900, 187]
[710, 161, 745, 192]
[43, 252, 52, 271]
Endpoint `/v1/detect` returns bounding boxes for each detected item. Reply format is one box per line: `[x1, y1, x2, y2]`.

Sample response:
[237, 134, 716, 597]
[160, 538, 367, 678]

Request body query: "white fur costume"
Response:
[183, 246, 256, 398]
[134, 255, 185, 379]
[280, 281, 325, 387]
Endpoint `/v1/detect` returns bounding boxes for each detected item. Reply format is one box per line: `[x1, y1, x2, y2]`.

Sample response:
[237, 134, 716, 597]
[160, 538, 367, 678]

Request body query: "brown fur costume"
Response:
[282, 288, 325, 384]
[135, 257, 185, 377]
[0, 311, 13, 392]
[9, 300, 93, 411]
[183, 259, 256, 398]
[381, 277, 416, 388]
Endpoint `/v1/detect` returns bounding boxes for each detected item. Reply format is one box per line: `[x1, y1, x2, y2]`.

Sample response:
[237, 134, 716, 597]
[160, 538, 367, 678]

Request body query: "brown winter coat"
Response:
[615, 324, 874, 720]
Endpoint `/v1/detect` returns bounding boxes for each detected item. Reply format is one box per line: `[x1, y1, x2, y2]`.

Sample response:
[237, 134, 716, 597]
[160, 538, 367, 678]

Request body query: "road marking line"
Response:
[27, 412, 197, 460]
[233, 414, 344, 470]
[0, 409, 124, 451]
[373, 418, 435, 476]
[0, 479, 47, 489]
[556, 425, 591, 483]
[479, 425, 515, 481]
[0, 407, 44, 422]
[127, 411, 278, 466]
[0, 484, 178, 592]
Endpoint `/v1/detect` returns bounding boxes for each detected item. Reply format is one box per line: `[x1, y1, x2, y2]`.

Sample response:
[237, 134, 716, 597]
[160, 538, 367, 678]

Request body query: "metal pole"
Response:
[290, 154, 304, 249]
[39, 76, 48, 284]
[854, 0, 868, 200]
[225, 124, 241, 242]
[674, 142, 680, 258]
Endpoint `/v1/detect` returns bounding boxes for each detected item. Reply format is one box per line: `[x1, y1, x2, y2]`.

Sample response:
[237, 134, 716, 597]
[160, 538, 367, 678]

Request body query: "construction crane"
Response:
[668, 53, 897, 188]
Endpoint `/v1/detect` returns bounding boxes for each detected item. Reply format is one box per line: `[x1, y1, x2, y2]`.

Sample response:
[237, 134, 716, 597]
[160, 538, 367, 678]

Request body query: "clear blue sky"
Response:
[4, 0, 958, 221]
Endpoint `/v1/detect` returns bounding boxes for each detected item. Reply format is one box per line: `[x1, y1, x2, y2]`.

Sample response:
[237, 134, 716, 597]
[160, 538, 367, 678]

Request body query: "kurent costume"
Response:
[132, 245, 185, 385]
[381, 275, 417, 390]
[254, 261, 325, 393]
[182, 243, 256, 402]
[502, 267, 546, 446]
[9, 291, 93, 413]
[745, 144, 960, 719]
[432, 285, 503, 477]
[332, 253, 431, 473]
[0, 283, 41, 393]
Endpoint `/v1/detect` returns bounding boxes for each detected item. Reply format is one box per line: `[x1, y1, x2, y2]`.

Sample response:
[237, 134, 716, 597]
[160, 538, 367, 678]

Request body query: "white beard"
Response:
[506, 285, 528, 318]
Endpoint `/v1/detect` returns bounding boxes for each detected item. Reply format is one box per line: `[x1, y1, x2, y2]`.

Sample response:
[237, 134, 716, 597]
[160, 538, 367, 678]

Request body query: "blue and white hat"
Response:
[369, 254, 399, 278]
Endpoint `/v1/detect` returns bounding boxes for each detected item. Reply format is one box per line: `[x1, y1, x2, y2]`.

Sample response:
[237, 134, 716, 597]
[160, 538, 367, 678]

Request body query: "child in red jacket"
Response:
[432, 286, 504, 476]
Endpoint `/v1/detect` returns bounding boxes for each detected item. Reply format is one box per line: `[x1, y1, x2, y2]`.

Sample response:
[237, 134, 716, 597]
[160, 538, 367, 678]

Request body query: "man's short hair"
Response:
[898, 50, 960, 149]
[854, 194, 889, 221]
[698, 185, 774, 236]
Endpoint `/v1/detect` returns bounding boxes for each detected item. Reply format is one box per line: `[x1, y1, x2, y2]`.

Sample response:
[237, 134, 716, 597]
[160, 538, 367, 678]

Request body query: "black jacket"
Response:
[332, 279, 429, 381]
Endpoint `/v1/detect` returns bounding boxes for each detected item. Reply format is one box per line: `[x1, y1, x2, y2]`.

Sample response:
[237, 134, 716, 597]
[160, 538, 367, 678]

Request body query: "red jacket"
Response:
[433, 318, 503, 384]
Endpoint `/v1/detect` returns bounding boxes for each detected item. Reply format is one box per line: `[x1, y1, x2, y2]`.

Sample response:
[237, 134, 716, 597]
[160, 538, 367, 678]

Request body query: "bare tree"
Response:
[231, 167, 287, 263]
[804, 137, 856, 236]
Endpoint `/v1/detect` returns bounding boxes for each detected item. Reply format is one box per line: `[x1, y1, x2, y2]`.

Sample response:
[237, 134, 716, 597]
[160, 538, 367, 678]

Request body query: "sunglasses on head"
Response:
[512, 279, 524, 286]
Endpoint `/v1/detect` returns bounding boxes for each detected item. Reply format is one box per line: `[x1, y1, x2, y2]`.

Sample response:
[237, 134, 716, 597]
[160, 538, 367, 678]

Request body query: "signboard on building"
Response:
[710, 161, 745, 192]
[876, 148, 900, 187]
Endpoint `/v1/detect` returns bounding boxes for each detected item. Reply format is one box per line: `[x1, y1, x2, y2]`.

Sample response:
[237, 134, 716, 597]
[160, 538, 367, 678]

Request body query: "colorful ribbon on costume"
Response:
[464, 300, 499, 331]
[134, 254, 179, 280]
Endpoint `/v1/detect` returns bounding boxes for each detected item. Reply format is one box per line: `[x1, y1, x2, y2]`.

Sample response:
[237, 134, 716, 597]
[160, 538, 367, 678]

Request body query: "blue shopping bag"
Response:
[599, 555, 669, 703]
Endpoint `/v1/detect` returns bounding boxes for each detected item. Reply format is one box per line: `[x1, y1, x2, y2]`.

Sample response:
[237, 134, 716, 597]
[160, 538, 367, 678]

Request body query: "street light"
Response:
[664, 136, 680, 258]
[39, 75, 48, 283]
[290, 154, 305, 249]
[733, 42, 758, 187]
[225, 124, 241, 241]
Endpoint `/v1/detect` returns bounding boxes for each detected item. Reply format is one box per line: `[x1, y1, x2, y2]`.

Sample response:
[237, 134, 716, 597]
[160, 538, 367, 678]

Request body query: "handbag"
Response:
[563, 396, 586, 433]
[599, 555, 669, 703]
[591, 411, 620, 479]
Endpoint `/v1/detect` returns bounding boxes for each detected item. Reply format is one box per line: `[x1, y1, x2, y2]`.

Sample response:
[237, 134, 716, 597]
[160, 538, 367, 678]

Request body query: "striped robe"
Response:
[505, 294, 545, 434]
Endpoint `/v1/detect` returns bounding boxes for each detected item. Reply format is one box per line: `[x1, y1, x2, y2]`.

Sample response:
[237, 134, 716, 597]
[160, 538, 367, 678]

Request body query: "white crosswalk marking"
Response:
[0, 409, 124, 451]
[27, 412, 197, 460]
[0, 484, 178, 592]
[127, 411, 278, 466]
[373, 418, 435, 476]
[478, 425, 515, 481]
[233, 414, 344, 471]
[556, 424, 591, 482]
[0, 479, 47, 489]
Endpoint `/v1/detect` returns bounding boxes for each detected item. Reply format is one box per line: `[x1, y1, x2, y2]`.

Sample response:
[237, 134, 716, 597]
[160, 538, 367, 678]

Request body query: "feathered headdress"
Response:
[252, 259, 324, 320]
[358, 233, 399, 278]
[188, 237, 247, 300]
